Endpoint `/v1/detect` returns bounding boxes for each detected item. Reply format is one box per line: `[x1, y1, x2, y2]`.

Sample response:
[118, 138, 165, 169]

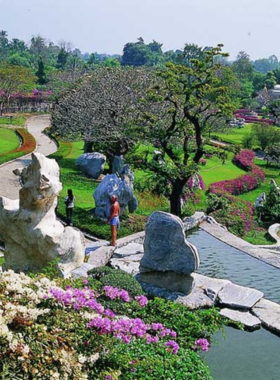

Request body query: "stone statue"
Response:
[0, 153, 85, 277]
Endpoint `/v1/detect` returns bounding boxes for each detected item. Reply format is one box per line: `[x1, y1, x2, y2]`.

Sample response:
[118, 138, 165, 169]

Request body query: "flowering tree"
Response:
[141, 46, 237, 216]
[51, 67, 152, 165]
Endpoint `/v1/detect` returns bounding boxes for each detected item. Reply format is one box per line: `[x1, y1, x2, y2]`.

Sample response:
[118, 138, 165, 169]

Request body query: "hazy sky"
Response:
[1, 0, 279, 60]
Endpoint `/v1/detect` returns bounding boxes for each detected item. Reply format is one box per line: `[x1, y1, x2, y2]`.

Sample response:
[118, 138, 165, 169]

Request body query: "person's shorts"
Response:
[110, 216, 120, 229]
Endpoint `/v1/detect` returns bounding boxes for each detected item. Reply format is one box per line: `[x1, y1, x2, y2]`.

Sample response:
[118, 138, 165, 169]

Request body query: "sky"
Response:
[1, 0, 280, 60]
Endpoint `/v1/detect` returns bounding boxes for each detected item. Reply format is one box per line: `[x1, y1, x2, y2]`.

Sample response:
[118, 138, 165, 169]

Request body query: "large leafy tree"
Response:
[140, 46, 237, 216]
[51, 67, 152, 165]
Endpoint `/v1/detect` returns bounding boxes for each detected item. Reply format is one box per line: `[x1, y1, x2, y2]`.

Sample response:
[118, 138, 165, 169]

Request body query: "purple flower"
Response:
[165, 340, 179, 354]
[135, 295, 148, 308]
[195, 338, 210, 352]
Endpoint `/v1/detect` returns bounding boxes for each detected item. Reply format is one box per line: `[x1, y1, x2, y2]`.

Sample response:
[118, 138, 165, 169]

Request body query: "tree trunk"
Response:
[170, 179, 185, 216]
[83, 141, 93, 153]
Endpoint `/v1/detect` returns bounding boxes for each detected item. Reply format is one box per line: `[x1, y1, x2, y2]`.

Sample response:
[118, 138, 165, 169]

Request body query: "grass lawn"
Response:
[0, 115, 26, 127]
[0, 127, 20, 154]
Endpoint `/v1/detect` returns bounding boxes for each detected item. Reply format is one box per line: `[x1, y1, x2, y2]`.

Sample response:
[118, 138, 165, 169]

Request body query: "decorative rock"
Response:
[114, 243, 144, 258]
[76, 152, 106, 179]
[252, 298, 280, 334]
[0, 153, 85, 277]
[87, 245, 115, 267]
[140, 211, 200, 275]
[218, 283, 263, 309]
[70, 263, 95, 279]
[93, 174, 138, 218]
[219, 308, 261, 329]
[112, 155, 125, 175]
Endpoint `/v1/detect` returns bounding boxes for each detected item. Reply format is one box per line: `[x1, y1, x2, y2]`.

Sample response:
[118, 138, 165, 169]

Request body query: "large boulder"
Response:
[93, 173, 138, 219]
[140, 211, 200, 275]
[76, 152, 106, 179]
[0, 153, 85, 277]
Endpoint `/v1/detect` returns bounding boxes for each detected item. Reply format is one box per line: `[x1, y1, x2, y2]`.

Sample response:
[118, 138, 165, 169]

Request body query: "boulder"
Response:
[252, 298, 280, 334]
[76, 152, 106, 179]
[0, 153, 85, 277]
[93, 174, 138, 219]
[140, 211, 200, 275]
[112, 155, 125, 175]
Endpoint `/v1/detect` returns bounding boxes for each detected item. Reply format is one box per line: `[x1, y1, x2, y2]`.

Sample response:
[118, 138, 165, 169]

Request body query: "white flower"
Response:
[78, 354, 87, 364]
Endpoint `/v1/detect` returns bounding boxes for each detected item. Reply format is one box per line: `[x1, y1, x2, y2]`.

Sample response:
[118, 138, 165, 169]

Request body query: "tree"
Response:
[140, 46, 237, 216]
[177, 43, 205, 66]
[232, 51, 254, 81]
[51, 67, 151, 166]
[0, 64, 36, 113]
[56, 48, 69, 69]
[251, 123, 280, 151]
[36, 57, 47, 84]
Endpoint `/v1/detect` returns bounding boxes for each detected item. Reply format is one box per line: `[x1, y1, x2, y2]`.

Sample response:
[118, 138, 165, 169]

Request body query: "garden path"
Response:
[0, 115, 57, 200]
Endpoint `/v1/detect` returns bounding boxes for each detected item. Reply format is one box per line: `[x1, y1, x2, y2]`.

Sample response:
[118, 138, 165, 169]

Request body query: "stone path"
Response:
[0, 115, 57, 200]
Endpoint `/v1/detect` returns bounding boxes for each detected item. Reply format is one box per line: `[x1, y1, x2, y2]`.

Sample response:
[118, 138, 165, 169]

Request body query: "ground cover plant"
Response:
[0, 268, 226, 380]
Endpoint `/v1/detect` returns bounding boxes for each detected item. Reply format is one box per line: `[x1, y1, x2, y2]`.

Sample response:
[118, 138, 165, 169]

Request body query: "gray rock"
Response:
[0, 153, 85, 277]
[110, 257, 141, 275]
[252, 298, 280, 334]
[139, 281, 183, 301]
[93, 174, 138, 218]
[137, 271, 194, 294]
[70, 263, 95, 278]
[140, 211, 200, 275]
[192, 273, 231, 302]
[76, 152, 106, 179]
[112, 155, 125, 175]
[176, 288, 214, 310]
[219, 308, 261, 329]
[87, 245, 115, 267]
[114, 243, 144, 258]
[183, 212, 206, 231]
[218, 283, 263, 309]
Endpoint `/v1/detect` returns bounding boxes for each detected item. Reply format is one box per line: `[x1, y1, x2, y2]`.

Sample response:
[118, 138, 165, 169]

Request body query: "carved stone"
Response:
[0, 153, 85, 277]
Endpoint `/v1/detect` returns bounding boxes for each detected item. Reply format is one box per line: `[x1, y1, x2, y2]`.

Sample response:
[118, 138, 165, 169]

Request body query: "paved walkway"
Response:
[0, 115, 57, 200]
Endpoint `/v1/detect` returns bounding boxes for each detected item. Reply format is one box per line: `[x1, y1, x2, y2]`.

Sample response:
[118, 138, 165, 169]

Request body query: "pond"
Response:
[187, 229, 280, 380]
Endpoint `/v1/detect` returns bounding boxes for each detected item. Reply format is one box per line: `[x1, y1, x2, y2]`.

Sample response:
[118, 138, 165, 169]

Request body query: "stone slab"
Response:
[110, 258, 140, 275]
[192, 273, 231, 302]
[218, 283, 263, 309]
[220, 308, 261, 329]
[252, 298, 280, 334]
[176, 288, 214, 310]
[114, 243, 144, 258]
[70, 263, 95, 278]
[87, 246, 115, 267]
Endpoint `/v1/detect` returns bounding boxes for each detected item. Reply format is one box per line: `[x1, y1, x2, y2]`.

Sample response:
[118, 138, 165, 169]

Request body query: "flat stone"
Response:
[183, 211, 206, 231]
[87, 246, 115, 267]
[110, 258, 140, 275]
[220, 308, 261, 329]
[176, 288, 214, 310]
[218, 283, 263, 309]
[192, 273, 231, 302]
[70, 263, 95, 278]
[114, 243, 144, 258]
[252, 298, 280, 334]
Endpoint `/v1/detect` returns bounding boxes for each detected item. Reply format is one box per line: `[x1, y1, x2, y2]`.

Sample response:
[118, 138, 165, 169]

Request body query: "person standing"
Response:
[65, 189, 75, 226]
[106, 195, 120, 246]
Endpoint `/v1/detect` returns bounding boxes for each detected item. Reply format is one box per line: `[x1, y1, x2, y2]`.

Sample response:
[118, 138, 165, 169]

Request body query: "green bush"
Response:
[88, 266, 144, 297]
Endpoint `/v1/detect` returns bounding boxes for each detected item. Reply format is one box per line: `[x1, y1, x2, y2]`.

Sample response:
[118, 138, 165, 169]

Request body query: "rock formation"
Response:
[0, 153, 85, 277]
[140, 211, 200, 274]
[76, 152, 106, 179]
[93, 173, 138, 219]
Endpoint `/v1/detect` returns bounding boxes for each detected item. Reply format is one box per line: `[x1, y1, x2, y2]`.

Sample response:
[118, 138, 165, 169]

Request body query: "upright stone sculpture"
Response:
[76, 152, 106, 179]
[140, 211, 200, 274]
[0, 153, 85, 277]
[93, 173, 138, 219]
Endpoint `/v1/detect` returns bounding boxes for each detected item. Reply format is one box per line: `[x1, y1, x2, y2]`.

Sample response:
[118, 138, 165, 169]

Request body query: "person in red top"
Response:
[106, 195, 120, 246]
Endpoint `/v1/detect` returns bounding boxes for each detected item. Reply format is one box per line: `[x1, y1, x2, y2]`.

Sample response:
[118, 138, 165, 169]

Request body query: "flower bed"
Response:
[209, 150, 265, 196]
[0, 269, 223, 379]
[0, 128, 36, 165]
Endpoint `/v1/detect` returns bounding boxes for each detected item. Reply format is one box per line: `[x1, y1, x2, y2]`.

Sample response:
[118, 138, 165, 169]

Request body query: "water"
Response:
[187, 229, 280, 380]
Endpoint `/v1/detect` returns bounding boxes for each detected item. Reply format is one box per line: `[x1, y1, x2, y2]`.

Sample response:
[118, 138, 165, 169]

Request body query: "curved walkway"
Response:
[0, 115, 57, 200]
